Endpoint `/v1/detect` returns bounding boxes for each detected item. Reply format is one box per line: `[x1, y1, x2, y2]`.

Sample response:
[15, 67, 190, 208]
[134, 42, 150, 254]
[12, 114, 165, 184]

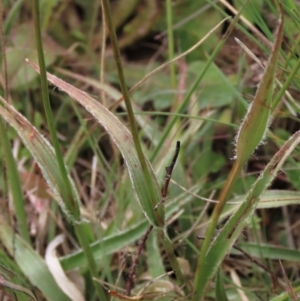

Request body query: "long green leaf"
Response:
[193, 4, 285, 299]
[0, 96, 81, 223]
[61, 220, 148, 271]
[234, 3, 284, 165]
[27, 60, 164, 227]
[194, 129, 300, 298]
[228, 190, 300, 209]
[101, 0, 164, 228]
[0, 94, 105, 298]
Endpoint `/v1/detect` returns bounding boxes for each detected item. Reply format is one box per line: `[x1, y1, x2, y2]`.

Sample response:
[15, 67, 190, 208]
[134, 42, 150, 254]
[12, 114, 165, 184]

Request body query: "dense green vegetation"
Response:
[0, 0, 300, 300]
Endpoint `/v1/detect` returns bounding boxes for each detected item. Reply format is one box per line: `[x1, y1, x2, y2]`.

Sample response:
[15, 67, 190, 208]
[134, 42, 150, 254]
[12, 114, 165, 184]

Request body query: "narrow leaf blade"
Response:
[27, 60, 164, 227]
[194, 129, 300, 297]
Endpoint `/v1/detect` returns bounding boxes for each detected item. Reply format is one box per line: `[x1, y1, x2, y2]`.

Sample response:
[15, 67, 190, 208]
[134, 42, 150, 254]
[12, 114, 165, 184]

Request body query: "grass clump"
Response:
[0, 0, 300, 300]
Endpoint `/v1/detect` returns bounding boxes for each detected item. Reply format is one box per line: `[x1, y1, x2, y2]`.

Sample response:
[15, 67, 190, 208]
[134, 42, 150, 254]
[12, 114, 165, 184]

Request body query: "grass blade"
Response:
[32, 0, 78, 218]
[194, 129, 300, 298]
[27, 60, 163, 227]
[101, 0, 164, 227]
[0, 96, 81, 223]
[193, 4, 285, 299]
[234, 3, 284, 165]
[0, 95, 108, 299]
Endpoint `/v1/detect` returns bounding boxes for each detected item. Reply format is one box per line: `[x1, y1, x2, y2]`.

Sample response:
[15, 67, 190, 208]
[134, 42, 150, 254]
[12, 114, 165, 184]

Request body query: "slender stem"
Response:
[155, 141, 180, 209]
[166, 0, 177, 108]
[0, 0, 8, 100]
[0, 124, 31, 243]
[101, 0, 164, 224]
[32, 0, 78, 217]
[101, 0, 146, 168]
[75, 225, 107, 301]
[161, 141, 180, 198]
[158, 142, 186, 293]
[0, 0, 30, 243]
[193, 161, 241, 299]
[126, 142, 181, 296]
[99, 0, 107, 106]
[0, 0, 8, 203]
[126, 225, 154, 296]
[158, 228, 188, 293]
[32, 1, 107, 300]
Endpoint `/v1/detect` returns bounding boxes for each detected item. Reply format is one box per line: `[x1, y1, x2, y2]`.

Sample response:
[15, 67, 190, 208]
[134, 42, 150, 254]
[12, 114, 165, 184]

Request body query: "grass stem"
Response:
[32, 1, 107, 299]
[101, 0, 164, 225]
